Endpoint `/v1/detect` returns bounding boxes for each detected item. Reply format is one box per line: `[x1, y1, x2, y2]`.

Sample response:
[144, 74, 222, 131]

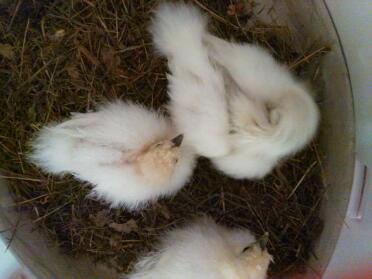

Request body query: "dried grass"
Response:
[0, 0, 328, 276]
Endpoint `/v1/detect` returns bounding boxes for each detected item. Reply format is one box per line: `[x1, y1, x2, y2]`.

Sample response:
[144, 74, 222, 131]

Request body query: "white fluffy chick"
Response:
[126, 217, 272, 279]
[150, 2, 230, 158]
[150, 2, 319, 179]
[29, 101, 196, 210]
[204, 34, 320, 179]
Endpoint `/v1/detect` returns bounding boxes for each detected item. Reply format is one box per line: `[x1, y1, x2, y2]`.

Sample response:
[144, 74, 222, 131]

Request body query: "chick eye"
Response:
[155, 143, 162, 147]
[242, 245, 252, 253]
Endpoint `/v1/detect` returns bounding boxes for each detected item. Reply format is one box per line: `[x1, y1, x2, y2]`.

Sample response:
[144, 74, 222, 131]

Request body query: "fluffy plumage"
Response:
[150, 2, 230, 158]
[126, 217, 272, 279]
[29, 101, 196, 210]
[151, 2, 319, 179]
[205, 35, 320, 178]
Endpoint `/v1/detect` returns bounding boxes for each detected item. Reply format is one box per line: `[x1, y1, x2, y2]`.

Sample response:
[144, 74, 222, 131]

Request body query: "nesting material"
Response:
[0, 0, 327, 277]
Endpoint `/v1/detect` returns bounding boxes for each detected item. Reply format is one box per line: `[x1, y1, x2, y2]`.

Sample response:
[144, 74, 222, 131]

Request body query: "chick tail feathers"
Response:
[28, 125, 75, 174]
[149, 2, 208, 68]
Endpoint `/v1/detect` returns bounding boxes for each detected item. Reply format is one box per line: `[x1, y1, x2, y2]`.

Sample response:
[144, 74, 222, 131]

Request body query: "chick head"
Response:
[136, 134, 184, 186]
[222, 234, 272, 279]
[239, 234, 272, 279]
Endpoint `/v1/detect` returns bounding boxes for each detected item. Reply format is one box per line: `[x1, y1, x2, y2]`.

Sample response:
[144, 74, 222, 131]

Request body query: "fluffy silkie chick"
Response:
[151, 2, 319, 179]
[126, 217, 272, 279]
[29, 101, 196, 210]
[204, 34, 319, 179]
[150, 2, 230, 158]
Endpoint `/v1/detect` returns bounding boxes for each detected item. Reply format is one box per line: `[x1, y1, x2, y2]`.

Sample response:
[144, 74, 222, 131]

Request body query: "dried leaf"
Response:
[0, 43, 14, 59]
[109, 219, 138, 233]
[89, 209, 110, 227]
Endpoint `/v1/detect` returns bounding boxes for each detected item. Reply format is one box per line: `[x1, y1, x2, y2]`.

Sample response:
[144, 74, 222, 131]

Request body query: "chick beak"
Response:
[171, 134, 183, 147]
[258, 232, 269, 250]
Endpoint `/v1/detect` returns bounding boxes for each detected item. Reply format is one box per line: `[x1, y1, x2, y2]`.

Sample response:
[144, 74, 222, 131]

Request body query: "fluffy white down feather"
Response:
[205, 35, 319, 178]
[126, 217, 272, 279]
[29, 101, 196, 210]
[150, 2, 230, 158]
